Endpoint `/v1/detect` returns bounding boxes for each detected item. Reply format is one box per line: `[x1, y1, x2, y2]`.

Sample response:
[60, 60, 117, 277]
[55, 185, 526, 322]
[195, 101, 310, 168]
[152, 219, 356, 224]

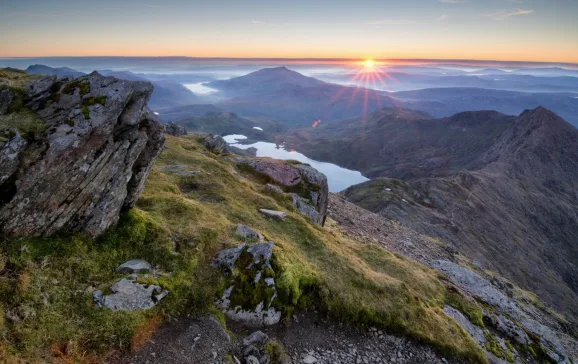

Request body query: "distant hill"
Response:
[26, 64, 84, 78]
[208, 67, 403, 124]
[173, 111, 286, 141]
[208, 66, 326, 97]
[342, 107, 578, 319]
[285, 107, 516, 178]
[157, 104, 223, 122]
[392, 87, 578, 127]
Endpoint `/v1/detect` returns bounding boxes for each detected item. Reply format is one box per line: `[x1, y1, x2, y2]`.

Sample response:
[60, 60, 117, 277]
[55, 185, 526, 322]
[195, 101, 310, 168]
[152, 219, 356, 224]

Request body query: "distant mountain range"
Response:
[339, 107, 578, 319]
[23, 64, 578, 128]
[284, 108, 516, 178]
[207, 67, 578, 127]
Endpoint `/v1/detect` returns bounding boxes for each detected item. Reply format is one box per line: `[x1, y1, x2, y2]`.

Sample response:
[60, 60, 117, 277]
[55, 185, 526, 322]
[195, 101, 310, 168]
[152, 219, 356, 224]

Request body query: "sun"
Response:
[364, 59, 376, 69]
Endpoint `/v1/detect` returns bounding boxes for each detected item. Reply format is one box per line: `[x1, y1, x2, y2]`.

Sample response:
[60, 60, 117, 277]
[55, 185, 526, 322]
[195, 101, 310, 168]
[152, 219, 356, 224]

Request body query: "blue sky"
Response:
[1, 0, 577, 62]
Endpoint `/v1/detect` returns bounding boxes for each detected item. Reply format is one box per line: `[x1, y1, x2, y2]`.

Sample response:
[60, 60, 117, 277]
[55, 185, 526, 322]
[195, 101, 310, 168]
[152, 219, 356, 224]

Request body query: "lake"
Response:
[184, 82, 218, 94]
[223, 135, 368, 192]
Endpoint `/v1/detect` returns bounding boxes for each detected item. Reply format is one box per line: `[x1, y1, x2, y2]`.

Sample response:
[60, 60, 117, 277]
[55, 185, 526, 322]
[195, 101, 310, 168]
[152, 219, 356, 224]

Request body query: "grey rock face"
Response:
[0, 72, 165, 238]
[259, 209, 287, 220]
[290, 193, 319, 222]
[434, 261, 571, 363]
[264, 183, 284, 194]
[0, 84, 13, 115]
[203, 134, 229, 154]
[116, 259, 152, 273]
[93, 277, 168, 311]
[236, 224, 265, 242]
[0, 130, 27, 184]
[165, 122, 187, 136]
[215, 242, 281, 326]
[487, 313, 529, 345]
[443, 306, 486, 346]
[243, 331, 269, 346]
[432, 260, 522, 319]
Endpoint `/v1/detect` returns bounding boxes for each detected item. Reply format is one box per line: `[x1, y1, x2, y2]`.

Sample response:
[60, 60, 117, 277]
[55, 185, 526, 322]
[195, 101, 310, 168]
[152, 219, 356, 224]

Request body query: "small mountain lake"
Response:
[223, 134, 369, 192]
[184, 82, 218, 94]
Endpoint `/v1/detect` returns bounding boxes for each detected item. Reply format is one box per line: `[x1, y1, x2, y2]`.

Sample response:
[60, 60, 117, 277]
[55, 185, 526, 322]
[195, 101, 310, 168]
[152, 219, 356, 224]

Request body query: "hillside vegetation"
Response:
[0, 135, 486, 363]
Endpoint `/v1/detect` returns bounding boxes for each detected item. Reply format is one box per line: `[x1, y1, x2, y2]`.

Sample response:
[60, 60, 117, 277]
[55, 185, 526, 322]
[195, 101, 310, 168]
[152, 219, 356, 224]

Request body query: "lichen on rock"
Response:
[215, 241, 281, 326]
[231, 157, 329, 225]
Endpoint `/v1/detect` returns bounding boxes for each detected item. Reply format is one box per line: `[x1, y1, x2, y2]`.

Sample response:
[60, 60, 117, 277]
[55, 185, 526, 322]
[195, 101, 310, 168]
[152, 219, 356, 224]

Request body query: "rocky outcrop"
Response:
[0, 72, 165, 238]
[232, 158, 329, 225]
[165, 122, 187, 136]
[214, 242, 281, 326]
[93, 277, 168, 311]
[433, 260, 572, 363]
[203, 134, 229, 154]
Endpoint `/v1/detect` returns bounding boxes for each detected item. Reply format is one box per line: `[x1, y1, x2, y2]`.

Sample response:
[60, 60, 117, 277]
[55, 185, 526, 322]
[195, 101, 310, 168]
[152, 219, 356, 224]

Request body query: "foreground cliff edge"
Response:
[0, 69, 575, 363]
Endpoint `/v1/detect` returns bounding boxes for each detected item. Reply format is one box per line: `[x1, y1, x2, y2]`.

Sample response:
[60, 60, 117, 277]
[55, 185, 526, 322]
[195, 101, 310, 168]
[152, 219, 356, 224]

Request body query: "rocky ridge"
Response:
[0, 70, 165, 238]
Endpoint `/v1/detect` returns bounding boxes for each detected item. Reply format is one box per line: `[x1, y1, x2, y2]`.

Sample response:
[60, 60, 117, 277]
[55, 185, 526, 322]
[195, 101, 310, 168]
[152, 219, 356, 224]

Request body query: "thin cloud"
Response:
[367, 19, 416, 25]
[252, 20, 266, 25]
[485, 8, 534, 20]
[438, 14, 449, 21]
[143, 4, 164, 8]
[440, 0, 466, 3]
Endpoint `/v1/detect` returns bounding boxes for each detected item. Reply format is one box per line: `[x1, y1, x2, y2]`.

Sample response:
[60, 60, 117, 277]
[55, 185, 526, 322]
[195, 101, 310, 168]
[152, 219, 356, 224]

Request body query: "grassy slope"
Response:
[0, 135, 486, 363]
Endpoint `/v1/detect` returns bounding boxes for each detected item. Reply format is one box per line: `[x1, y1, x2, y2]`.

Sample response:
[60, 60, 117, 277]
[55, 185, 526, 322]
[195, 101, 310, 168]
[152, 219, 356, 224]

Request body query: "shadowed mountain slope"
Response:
[343, 107, 578, 320]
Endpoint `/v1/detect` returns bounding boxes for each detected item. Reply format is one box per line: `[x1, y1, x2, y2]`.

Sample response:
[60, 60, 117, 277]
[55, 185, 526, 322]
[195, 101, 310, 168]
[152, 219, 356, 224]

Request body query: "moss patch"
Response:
[445, 287, 485, 328]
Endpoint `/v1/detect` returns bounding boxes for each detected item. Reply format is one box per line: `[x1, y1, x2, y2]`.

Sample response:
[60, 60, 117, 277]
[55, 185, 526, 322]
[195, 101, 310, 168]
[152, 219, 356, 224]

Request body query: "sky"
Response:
[1, 0, 577, 63]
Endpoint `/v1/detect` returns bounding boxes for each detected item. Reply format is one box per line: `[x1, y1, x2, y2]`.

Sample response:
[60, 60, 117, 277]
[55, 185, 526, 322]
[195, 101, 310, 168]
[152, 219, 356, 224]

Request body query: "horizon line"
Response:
[1, 56, 578, 67]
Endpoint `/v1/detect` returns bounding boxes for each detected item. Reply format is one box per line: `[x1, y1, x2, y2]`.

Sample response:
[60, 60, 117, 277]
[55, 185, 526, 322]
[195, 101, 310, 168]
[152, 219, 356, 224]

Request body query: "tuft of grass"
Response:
[265, 340, 286, 363]
[62, 79, 90, 96]
[445, 287, 485, 328]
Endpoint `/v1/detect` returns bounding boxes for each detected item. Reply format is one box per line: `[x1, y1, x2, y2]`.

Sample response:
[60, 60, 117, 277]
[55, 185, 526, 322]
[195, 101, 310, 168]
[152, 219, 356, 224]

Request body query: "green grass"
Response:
[0, 69, 47, 141]
[445, 287, 485, 328]
[0, 135, 487, 363]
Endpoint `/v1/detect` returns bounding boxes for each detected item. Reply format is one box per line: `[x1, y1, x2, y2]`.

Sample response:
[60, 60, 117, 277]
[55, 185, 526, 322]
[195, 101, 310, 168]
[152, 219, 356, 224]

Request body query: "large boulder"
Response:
[232, 158, 329, 226]
[0, 72, 165, 238]
[165, 122, 187, 136]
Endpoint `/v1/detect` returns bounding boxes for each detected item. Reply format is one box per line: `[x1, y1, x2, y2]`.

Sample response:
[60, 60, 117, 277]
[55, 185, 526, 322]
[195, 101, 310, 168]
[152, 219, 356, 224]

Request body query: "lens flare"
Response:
[364, 59, 375, 69]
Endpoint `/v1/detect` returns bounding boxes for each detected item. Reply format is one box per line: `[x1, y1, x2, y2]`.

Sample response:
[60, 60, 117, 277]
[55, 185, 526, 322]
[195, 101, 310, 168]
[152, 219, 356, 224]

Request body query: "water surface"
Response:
[223, 135, 368, 192]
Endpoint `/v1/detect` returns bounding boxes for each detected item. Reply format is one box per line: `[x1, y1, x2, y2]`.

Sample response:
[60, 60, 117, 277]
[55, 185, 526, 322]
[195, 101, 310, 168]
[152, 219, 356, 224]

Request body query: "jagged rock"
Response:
[486, 313, 529, 345]
[243, 331, 269, 346]
[232, 158, 328, 225]
[215, 242, 281, 326]
[302, 354, 318, 364]
[0, 130, 27, 184]
[203, 134, 229, 154]
[236, 224, 265, 242]
[443, 306, 486, 346]
[245, 356, 260, 364]
[0, 84, 13, 115]
[0, 72, 165, 238]
[116, 259, 152, 273]
[434, 261, 570, 363]
[259, 209, 287, 220]
[165, 122, 187, 136]
[432, 261, 522, 319]
[215, 244, 246, 270]
[264, 184, 284, 194]
[290, 193, 319, 222]
[93, 277, 168, 311]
